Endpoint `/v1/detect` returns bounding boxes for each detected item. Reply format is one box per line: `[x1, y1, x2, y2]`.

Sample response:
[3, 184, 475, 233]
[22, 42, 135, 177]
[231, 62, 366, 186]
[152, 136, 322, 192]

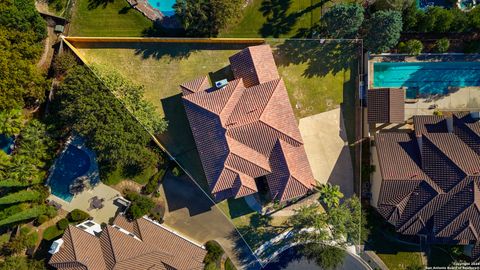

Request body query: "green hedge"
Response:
[67, 209, 90, 223]
[43, 225, 64, 241]
[143, 169, 166, 195]
[0, 205, 46, 227]
[0, 190, 41, 205]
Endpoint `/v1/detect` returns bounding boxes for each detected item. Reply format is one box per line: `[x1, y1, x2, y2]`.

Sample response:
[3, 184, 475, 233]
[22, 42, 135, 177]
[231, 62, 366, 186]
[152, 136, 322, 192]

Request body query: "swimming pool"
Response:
[47, 137, 99, 202]
[0, 134, 14, 154]
[373, 62, 480, 96]
[147, 0, 176, 16]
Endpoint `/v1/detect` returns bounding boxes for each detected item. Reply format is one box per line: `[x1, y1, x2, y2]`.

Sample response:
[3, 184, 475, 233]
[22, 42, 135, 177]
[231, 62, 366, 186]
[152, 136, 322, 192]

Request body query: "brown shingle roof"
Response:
[367, 88, 404, 123]
[182, 45, 315, 202]
[375, 113, 480, 252]
[49, 217, 206, 270]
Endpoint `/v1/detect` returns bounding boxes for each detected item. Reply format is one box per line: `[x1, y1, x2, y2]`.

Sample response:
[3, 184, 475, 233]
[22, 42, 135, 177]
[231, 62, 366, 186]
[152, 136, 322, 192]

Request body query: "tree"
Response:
[174, 0, 242, 37]
[302, 244, 346, 270]
[435, 38, 450, 53]
[53, 65, 159, 176]
[53, 52, 78, 77]
[67, 209, 90, 222]
[321, 4, 364, 39]
[0, 109, 23, 137]
[402, 2, 421, 32]
[0, 256, 46, 270]
[204, 240, 224, 265]
[317, 183, 344, 208]
[16, 119, 54, 166]
[56, 218, 69, 230]
[420, 7, 454, 33]
[125, 191, 155, 220]
[364, 10, 403, 53]
[398, 39, 423, 55]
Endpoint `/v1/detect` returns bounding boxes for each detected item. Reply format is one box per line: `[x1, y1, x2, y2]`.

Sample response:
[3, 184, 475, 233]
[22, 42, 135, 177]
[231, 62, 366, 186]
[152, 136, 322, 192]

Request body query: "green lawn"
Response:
[69, 0, 153, 36]
[220, 0, 324, 38]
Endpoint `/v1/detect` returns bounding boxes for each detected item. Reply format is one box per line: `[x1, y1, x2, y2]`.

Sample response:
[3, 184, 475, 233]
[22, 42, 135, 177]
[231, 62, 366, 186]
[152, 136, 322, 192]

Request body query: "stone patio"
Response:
[48, 183, 125, 224]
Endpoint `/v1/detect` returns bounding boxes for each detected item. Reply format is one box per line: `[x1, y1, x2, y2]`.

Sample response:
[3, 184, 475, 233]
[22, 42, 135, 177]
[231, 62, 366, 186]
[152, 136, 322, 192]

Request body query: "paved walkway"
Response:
[299, 108, 354, 197]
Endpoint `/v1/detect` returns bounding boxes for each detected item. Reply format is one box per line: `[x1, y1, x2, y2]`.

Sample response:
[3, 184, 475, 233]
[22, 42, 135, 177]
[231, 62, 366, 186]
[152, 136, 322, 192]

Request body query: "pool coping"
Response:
[46, 135, 100, 203]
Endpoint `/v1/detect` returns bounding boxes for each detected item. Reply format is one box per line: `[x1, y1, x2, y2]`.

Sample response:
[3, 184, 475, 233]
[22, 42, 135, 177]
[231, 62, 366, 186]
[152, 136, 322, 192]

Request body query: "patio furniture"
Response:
[90, 197, 105, 209]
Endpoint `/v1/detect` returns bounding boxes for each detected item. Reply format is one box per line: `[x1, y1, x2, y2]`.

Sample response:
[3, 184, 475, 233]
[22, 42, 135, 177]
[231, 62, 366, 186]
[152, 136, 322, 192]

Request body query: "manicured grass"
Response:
[220, 0, 325, 38]
[216, 198, 256, 227]
[0, 205, 47, 227]
[104, 165, 157, 185]
[69, 0, 153, 36]
[43, 225, 64, 241]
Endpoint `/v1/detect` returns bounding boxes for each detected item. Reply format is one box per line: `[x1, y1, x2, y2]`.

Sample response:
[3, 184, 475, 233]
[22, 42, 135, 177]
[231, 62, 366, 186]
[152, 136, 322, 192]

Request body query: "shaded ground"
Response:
[365, 209, 425, 270]
[220, 0, 330, 38]
[69, 0, 153, 36]
[160, 172, 261, 269]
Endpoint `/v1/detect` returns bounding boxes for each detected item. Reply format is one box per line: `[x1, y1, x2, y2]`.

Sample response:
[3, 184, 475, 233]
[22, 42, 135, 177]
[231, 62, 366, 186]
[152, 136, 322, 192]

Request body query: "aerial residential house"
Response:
[48, 216, 206, 270]
[181, 44, 316, 202]
[372, 112, 480, 258]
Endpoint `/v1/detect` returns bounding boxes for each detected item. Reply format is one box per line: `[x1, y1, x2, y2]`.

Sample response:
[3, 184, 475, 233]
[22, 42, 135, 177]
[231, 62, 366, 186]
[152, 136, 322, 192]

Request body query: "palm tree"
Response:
[0, 109, 24, 137]
[8, 155, 40, 184]
[316, 183, 344, 209]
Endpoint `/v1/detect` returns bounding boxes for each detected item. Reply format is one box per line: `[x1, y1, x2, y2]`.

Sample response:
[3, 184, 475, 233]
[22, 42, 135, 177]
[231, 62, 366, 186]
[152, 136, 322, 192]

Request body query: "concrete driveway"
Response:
[160, 172, 261, 269]
[299, 108, 354, 198]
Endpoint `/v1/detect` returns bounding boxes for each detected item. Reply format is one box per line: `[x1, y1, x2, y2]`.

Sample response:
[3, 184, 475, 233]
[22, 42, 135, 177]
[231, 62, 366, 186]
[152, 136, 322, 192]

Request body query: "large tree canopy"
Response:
[0, 0, 48, 110]
[174, 0, 242, 37]
[53, 65, 158, 176]
[364, 10, 403, 53]
[321, 4, 364, 39]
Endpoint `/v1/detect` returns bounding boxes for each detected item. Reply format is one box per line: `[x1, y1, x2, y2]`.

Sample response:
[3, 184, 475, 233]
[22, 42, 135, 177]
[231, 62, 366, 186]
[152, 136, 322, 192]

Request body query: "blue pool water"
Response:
[417, 0, 452, 9]
[373, 62, 480, 96]
[48, 144, 91, 202]
[147, 0, 176, 16]
[0, 135, 14, 154]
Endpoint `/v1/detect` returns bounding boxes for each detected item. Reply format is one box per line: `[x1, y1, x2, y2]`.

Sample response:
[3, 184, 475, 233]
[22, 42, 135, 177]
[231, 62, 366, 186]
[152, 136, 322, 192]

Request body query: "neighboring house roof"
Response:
[367, 88, 405, 123]
[182, 44, 315, 202]
[49, 216, 206, 270]
[375, 113, 480, 256]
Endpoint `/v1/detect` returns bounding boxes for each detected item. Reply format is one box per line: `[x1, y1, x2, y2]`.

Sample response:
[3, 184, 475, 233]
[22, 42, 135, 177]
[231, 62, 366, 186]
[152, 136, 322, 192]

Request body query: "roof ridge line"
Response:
[218, 78, 243, 117]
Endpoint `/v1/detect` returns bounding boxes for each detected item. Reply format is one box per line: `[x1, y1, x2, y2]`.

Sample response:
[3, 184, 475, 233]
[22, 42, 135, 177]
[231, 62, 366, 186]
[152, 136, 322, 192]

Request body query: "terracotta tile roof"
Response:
[49, 217, 206, 270]
[367, 88, 404, 123]
[229, 44, 279, 88]
[374, 113, 480, 253]
[182, 45, 315, 202]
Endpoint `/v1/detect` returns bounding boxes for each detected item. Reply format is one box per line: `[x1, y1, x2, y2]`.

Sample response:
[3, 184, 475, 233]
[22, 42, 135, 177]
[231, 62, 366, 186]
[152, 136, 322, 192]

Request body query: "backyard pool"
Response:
[0, 134, 14, 154]
[373, 62, 480, 96]
[263, 246, 367, 270]
[147, 0, 176, 16]
[47, 138, 99, 202]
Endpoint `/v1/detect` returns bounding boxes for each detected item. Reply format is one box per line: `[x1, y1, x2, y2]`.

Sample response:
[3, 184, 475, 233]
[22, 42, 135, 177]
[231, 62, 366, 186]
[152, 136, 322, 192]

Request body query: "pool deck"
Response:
[126, 0, 163, 21]
[48, 183, 123, 224]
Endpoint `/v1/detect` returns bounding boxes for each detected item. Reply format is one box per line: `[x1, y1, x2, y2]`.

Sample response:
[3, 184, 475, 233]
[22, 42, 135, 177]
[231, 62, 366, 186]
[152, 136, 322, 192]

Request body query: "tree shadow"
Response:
[118, 5, 132, 14]
[274, 39, 359, 78]
[87, 0, 114, 10]
[259, 0, 329, 37]
[142, 18, 185, 37]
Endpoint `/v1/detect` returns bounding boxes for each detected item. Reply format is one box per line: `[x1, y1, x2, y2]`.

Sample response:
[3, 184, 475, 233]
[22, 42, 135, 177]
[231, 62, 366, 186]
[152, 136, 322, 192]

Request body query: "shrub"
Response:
[36, 215, 49, 225]
[67, 209, 90, 223]
[125, 192, 155, 220]
[45, 206, 57, 218]
[172, 166, 182, 177]
[149, 204, 165, 223]
[398, 39, 423, 55]
[204, 241, 224, 265]
[43, 225, 63, 241]
[56, 218, 69, 230]
[225, 258, 236, 270]
[143, 169, 166, 195]
[435, 38, 450, 53]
